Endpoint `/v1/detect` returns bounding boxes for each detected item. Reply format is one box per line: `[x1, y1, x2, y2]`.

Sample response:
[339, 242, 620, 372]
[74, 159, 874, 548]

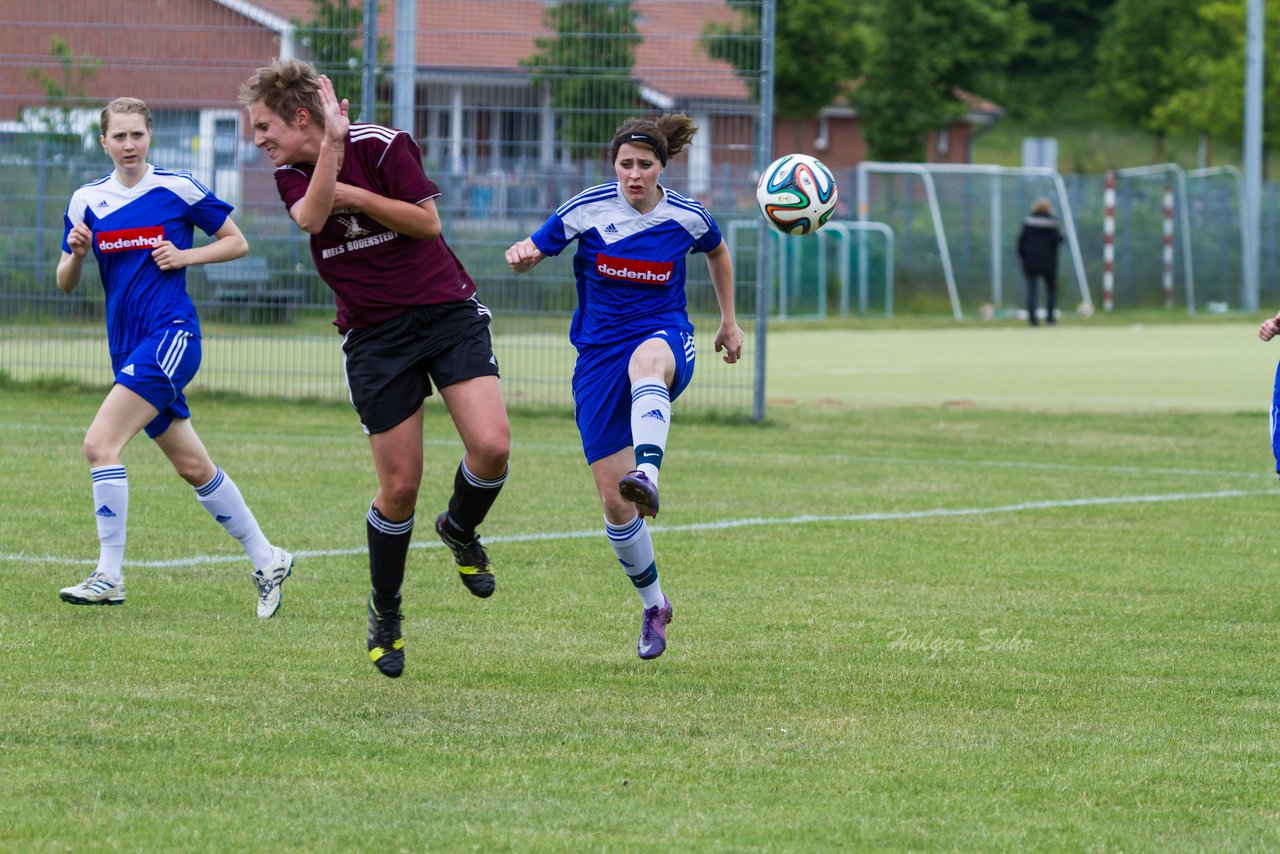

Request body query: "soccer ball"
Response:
[756, 153, 838, 235]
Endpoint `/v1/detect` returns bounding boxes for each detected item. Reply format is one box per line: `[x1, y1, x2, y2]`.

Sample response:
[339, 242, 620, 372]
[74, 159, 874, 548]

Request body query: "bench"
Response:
[203, 256, 305, 324]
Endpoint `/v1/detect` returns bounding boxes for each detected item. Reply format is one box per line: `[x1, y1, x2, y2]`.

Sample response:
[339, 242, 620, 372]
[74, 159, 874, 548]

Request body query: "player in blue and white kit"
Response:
[506, 114, 743, 660]
[1259, 310, 1280, 473]
[55, 97, 293, 617]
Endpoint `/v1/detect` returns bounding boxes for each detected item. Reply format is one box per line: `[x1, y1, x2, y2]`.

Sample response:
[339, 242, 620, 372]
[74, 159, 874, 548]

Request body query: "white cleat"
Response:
[252, 547, 294, 619]
[59, 572, 126, 606]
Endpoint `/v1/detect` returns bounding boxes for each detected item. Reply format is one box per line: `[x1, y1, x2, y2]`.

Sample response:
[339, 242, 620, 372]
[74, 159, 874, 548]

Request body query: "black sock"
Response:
[367, 504, 413, 609]
[446, 459, 507, 538]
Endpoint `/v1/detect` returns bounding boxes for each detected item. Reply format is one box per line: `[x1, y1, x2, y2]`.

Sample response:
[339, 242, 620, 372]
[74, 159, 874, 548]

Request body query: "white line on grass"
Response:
[4, 487, 1276, 569]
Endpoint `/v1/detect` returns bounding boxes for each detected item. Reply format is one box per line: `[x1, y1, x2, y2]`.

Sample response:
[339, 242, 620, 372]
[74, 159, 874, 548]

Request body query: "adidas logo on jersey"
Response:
[95, 504, 116, 518]
[603, 223, 619, 234]
[120, 364, 135, 376]
[96, 200, 110, 208]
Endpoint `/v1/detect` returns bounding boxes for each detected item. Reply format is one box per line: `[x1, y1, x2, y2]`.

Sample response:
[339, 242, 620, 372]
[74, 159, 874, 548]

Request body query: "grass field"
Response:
[3, 321, 1280, 851]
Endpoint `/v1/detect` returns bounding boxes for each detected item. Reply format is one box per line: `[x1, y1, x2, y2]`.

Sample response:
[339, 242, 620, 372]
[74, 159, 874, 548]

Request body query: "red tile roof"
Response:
[254, 0, 750, 102]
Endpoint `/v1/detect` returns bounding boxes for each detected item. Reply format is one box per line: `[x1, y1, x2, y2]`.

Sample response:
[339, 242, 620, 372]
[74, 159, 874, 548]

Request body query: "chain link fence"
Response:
[5, 1, 1275, 411]
[1, 0, 768, 414]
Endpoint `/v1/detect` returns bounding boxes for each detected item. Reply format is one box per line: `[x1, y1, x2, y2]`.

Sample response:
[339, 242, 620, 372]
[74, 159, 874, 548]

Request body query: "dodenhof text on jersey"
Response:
[96, 226, 165, 253]
[595, 254, 674, 285]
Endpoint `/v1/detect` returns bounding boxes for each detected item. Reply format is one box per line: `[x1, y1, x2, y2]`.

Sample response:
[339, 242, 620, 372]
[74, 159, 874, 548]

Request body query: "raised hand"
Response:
[317, 74, 349, 146]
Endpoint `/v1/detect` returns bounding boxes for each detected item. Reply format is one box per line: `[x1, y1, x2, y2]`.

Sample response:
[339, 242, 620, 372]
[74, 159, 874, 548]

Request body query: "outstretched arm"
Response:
[505, 237, 547, 273]
[291, 75, 349, 234]
[705, 240, 743, 364]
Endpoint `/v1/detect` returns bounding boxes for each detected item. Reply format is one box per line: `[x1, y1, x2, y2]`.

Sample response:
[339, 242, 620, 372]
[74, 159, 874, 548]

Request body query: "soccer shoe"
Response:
[435, 512, 495, 598]
[59, 572, 126, 606]
[367, 595, 405, 678]
[637, 595, 673, 660]
[619, 470, 660, 518]
[252, 546, 294, 619]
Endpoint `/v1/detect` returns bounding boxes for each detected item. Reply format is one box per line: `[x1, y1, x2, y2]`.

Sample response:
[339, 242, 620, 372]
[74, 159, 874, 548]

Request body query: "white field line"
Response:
[4, 488, 1276, 569]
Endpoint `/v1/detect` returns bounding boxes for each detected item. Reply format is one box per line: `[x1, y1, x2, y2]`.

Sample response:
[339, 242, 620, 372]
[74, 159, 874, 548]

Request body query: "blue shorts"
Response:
[111, 324, 200, 439]
[573, 328, 696, 464]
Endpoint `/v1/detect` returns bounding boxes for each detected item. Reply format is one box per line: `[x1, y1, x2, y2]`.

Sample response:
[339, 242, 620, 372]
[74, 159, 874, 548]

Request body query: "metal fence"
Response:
[1, 0, 769, 415]
[5, 0, 1275, 413]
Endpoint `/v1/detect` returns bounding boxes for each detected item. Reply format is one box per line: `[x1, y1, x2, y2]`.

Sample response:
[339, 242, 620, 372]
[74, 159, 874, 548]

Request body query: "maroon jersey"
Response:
[274, 123, 477, 332]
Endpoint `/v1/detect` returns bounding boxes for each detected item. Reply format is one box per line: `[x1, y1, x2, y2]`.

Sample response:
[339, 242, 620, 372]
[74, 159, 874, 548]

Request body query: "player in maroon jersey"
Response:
[241, 59, 511, 679]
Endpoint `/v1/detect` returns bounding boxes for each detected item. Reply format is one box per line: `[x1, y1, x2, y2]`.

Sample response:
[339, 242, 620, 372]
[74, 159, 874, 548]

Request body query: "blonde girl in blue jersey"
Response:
[505, 114, 743, 660]
[56, 97, 293, 617]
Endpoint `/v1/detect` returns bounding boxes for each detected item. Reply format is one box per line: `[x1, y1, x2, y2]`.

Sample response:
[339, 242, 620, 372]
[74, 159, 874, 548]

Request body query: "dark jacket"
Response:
[1017, 214, 1063, 276]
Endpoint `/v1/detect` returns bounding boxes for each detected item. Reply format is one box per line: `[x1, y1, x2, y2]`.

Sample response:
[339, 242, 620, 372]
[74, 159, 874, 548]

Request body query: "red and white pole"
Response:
[1103, 171, 1115, 312]
[1162, 181, 1175, 308]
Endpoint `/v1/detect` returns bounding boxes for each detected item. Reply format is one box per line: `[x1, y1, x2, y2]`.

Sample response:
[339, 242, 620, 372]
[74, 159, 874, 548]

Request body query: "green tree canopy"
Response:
[522, 0, 642, 158]
[26, 36, 100, 137]
[999, 0, 1113, 123]
[702, 0, 865, 119]
[1090, 0, 1204, 140]
[1151, 0, 1280, 151]
[854, 0, 1030, 161]
[294, 0, 388, 115]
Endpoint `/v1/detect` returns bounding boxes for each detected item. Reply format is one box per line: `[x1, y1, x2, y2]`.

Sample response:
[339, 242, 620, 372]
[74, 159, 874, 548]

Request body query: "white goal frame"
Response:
[855, 162, 1091, 320]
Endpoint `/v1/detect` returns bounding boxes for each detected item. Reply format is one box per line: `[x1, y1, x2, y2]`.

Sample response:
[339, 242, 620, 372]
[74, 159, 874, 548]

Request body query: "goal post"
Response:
[1113, 163, 1196, 314]
[855, 162, 1092, 320]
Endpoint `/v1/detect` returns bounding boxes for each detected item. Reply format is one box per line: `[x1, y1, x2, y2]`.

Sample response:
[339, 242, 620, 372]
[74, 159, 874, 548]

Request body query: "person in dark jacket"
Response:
[1017, 198, 1064, 326]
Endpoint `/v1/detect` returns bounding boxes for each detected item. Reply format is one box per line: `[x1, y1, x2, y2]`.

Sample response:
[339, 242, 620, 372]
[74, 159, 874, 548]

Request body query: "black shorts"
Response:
[342, 299, 500, 434]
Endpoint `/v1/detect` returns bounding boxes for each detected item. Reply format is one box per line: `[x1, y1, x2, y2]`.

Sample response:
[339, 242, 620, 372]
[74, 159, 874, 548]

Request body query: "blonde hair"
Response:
[1032, 198, 1054, 216]
[239, 58, 324, 128]
[100, 97, 152, 134]
[610, 114, 699, 165]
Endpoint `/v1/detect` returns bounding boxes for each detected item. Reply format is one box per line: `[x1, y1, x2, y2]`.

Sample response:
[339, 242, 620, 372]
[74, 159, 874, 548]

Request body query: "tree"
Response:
[999, 0, 1115, 123]
[854, 0, 1030, 161]
[1152, 0, 1280, 154]
[522, 0, 642, 158]
[294, 0, 388, 113]
[1090, 0, 1204, 150]
[26, 36, 100, 137]
[701, 0, 866, 119]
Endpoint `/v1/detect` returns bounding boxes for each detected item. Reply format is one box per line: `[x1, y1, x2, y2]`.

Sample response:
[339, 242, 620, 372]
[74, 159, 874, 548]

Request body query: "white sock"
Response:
[605, 514, 664, 609]
[630, 378, 671, 483]
[195, 467, 274, 570]
[91, 466, 128, 583]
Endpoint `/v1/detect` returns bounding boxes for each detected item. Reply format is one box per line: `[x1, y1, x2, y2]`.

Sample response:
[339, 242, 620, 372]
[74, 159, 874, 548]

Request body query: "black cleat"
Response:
[367, 595, 405, 678]
[435, 512, 495, 598]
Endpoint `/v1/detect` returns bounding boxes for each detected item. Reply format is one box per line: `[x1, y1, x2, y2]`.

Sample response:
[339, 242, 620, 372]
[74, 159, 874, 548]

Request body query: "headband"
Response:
[621, 132, 668, 166]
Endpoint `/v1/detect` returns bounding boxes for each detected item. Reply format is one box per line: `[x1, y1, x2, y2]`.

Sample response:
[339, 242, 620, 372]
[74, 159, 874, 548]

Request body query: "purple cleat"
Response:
[619, 470, 660, 518]
[637, 595, 673, 660]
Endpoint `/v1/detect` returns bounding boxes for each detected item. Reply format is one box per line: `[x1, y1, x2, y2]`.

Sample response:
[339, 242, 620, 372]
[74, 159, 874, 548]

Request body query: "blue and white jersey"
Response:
[63, 164, 232, 357]
[530, 182, 722, 348]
